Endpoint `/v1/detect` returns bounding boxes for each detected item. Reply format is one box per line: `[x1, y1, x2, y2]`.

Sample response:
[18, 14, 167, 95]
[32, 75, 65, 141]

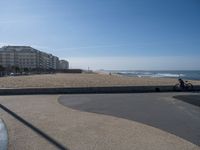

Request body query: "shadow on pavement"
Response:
[0, 104, 69, 150]
[173, 95, 200, 107]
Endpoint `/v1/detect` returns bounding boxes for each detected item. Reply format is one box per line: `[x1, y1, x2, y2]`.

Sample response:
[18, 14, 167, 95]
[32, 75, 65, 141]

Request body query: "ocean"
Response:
[106, 70, 200, 80]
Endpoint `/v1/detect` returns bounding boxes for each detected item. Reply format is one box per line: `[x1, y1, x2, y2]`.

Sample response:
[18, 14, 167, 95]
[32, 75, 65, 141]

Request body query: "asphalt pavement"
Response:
[174, 95, 200, 107]
[58, 92, 200, 146]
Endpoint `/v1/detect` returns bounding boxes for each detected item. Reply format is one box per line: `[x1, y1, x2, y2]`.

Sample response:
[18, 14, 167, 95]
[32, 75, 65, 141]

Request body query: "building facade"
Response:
[0, 46, 63, 70]
[59, 60, 69, 69]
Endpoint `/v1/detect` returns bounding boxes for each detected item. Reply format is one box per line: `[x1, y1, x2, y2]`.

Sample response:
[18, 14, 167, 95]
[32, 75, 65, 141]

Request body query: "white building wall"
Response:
[0, 46, 64, 70]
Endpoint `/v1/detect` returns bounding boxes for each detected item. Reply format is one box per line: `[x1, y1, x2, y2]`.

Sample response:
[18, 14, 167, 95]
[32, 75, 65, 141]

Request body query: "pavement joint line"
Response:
[0, 118, 8, 150]
[0, 104, 69, 150]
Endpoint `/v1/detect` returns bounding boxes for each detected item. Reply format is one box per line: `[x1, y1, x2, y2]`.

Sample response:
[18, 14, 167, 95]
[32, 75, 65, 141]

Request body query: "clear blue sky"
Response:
[0, 0, 200, 70]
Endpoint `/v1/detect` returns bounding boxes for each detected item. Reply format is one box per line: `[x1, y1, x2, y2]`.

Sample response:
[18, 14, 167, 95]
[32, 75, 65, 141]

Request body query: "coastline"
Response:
[96, 70, 200, 80]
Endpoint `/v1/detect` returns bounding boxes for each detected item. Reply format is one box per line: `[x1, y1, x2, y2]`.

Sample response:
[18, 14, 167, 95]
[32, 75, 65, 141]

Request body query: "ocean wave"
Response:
[107, 70, 200, 80]
[117, 71, 152, 75]
[116, 71, 185, 78]
[152, 73, 185, 78]
[117, 71, 138, 74]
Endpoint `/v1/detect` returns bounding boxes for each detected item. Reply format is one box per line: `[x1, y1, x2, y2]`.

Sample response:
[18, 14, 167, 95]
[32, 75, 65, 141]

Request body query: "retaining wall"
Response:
[0, 85, 200, 95]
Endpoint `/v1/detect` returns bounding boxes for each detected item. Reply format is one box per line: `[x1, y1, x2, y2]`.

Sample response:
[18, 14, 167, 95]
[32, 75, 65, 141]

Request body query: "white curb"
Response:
[0, 119, 8, 150]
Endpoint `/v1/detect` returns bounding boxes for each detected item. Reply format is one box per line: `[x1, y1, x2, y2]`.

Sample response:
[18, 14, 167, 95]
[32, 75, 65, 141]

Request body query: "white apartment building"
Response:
[0, 46, 60, 70]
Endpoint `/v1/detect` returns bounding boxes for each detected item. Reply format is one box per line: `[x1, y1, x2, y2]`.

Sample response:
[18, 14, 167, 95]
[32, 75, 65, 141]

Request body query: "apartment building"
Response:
[59, 60, 69, 69]
[0, 47, 16, 67]
[0, 46, 62, 70]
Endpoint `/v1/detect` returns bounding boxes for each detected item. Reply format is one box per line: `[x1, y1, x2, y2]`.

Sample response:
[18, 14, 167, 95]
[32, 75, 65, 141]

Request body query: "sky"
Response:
[0, 0, 200, 70]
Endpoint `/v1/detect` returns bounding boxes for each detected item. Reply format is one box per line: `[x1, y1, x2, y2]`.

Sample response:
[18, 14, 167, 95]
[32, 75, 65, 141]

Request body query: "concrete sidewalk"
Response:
[0, 95, 199, 150]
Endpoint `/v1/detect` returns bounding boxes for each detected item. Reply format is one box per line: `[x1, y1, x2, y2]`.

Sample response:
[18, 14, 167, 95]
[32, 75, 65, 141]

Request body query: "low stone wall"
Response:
[0, 85, 200, 95]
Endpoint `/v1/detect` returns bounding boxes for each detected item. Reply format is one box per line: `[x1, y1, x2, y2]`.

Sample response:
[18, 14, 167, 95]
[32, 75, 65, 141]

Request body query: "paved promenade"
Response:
[0, 94, 199, 150]
[59, 93, 200, 146]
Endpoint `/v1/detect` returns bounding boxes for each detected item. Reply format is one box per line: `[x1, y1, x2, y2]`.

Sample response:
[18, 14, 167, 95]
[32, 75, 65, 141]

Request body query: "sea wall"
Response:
[0, 85, 200, 95]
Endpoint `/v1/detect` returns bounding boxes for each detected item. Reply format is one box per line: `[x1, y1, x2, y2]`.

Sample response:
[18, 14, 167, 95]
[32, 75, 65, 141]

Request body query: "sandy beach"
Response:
[0, 73, 200, 89]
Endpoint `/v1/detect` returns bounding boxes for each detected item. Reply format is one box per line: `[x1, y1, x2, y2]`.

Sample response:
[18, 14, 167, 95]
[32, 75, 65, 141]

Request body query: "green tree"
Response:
[0, 65, 5, 72]
[15, 66, 20, 73]
[11, 66, 20, 73]
[24, 68, 29, 72]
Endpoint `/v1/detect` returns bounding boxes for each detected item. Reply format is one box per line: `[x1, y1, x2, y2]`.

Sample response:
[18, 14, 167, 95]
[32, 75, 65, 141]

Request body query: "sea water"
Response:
[107, 70, 200, 80]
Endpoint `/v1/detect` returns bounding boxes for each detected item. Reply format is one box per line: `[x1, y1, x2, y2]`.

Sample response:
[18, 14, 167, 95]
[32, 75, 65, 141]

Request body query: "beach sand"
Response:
[0, 73, 200, 88]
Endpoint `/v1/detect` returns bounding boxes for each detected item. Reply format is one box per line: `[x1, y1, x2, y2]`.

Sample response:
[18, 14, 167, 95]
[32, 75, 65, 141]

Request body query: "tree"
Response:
[11, 66, 20, 73]
[15, 66, 20, 73]
[0, 65, 5, 72]
[24, 68, 29, 72]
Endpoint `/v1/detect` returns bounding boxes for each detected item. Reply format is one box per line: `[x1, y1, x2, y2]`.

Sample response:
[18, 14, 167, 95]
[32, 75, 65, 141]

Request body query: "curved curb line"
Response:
[0, 119, 8, 150]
